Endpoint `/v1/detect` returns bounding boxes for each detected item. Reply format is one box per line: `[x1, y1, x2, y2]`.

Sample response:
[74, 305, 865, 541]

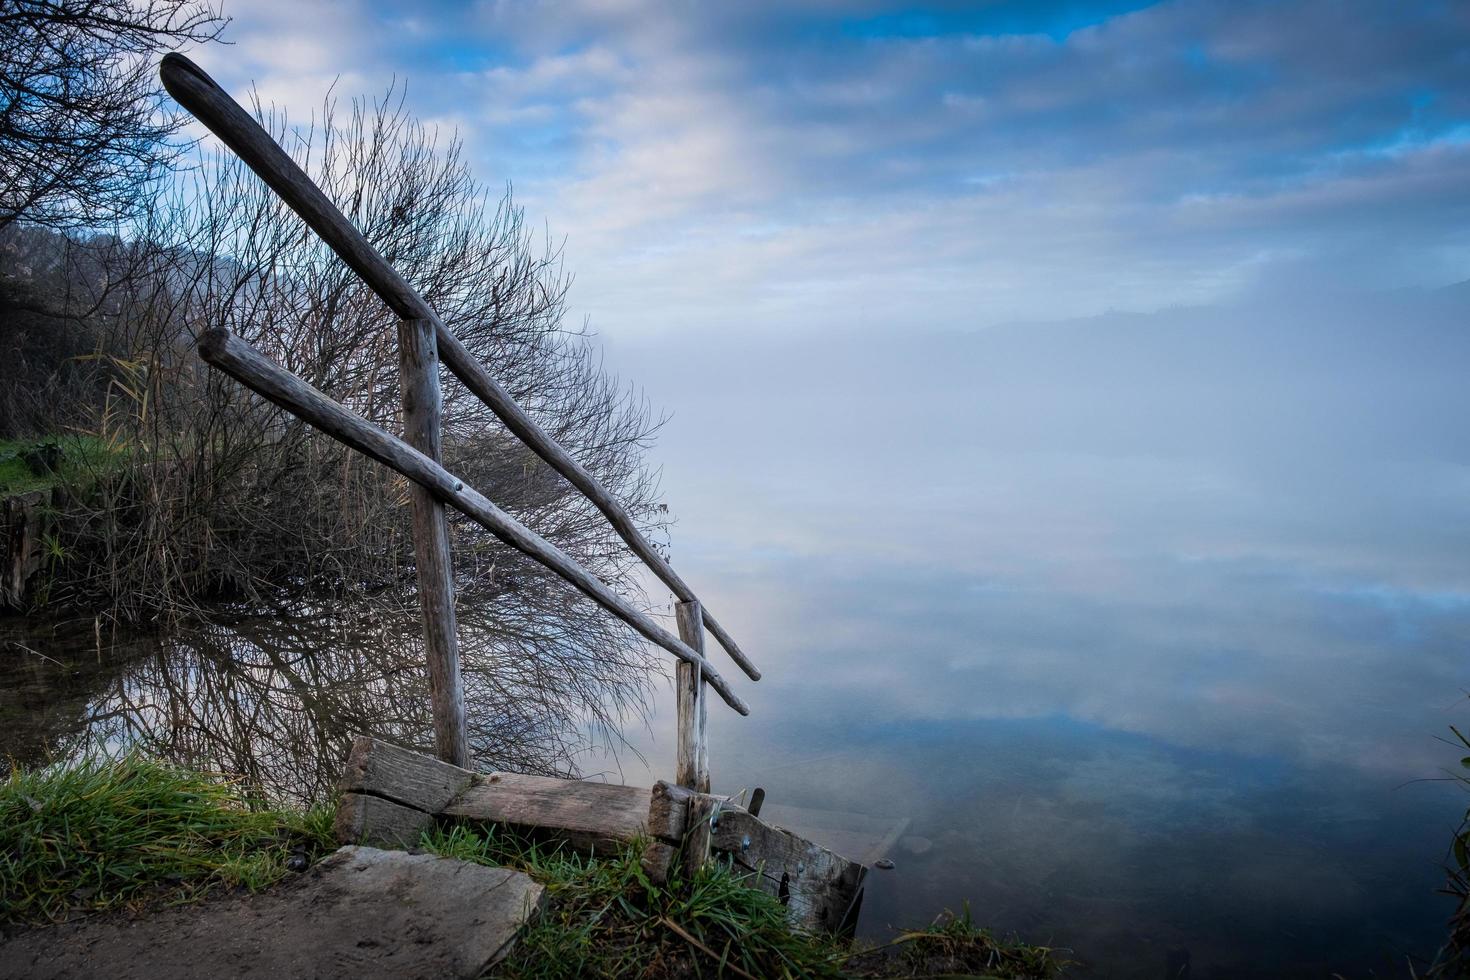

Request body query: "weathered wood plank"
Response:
[647, 781, 694, 841]
[398, 316, 468, 768]
[334, 792, 435, 848]
[684, 793, 723, 875]
[2, 489, 49, 609]
[159, 52, 760, 684]
[705, 807, 867, 934]
[640, 841, 678, 884]
[194, 327, 749, 716]
[442, 772, 654, 854]
[674, 600, 710, 792]
[338, 735, 474, 813]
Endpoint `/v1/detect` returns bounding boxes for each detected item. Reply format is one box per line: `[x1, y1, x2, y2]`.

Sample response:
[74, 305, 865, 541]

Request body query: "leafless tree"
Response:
[0, 0, 225, 230]
[20, 88, 674, 772]
[2, 600, 645, 800]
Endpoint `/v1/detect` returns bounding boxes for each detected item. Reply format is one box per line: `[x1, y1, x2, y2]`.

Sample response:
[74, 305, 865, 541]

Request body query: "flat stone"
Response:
[0, 846, 544, 980]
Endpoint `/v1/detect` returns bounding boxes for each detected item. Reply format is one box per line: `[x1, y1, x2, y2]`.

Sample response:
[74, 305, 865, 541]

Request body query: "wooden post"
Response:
[674, 599, 709, 792]
[195, 328, 751, 715]
[161, 52, 761, 685]
[398, 317, 468, 768]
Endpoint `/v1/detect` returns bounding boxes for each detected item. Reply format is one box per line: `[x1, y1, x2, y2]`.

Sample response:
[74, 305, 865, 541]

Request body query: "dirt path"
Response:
[0, 846, 543, 980]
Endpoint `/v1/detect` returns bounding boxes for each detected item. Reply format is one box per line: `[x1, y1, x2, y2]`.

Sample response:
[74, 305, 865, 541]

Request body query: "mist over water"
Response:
[596, 284, 1470, 976]
[4, 284, 1467, 976]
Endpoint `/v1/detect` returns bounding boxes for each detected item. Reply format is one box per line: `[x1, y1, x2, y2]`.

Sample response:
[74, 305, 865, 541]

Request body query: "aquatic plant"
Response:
[1429, 704, 1470, 977]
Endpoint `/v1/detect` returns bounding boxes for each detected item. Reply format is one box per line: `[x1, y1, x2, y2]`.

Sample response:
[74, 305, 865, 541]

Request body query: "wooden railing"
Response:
[159, 53, 756, 792]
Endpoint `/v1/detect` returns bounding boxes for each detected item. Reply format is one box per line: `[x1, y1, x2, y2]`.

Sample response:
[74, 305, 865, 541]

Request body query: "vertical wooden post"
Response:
[674, 599, 709, 792]
[398, 317, 468, 768]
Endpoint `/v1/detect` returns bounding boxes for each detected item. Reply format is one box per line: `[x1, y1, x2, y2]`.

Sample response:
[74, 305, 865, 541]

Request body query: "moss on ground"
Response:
[0, 436, 120, 495]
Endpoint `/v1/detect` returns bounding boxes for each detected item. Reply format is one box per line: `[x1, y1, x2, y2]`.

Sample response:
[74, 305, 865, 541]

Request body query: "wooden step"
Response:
[333, 736, 867, 934]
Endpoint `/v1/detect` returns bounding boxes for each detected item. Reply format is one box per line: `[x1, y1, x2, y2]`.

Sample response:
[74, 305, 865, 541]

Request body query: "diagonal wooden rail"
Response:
[160, 53, 752, 787]
[158, 53, 758, 685]
[196, 328, 750, 716]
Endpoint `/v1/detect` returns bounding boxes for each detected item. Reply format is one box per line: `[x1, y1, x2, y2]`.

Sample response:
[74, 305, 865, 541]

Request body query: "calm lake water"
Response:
[4, 290, 1468, 977]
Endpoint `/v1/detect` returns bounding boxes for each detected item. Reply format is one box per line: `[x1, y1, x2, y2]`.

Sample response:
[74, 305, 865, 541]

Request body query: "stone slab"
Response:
[0, 846, 544, 980]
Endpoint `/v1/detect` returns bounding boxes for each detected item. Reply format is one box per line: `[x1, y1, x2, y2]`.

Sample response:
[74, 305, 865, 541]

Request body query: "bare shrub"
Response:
[28, 89, 670, 769]
[0, 0, 225, 230]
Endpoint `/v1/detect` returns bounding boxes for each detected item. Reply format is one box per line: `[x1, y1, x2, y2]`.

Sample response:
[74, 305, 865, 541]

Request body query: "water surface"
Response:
[5, 289, 1468, 977]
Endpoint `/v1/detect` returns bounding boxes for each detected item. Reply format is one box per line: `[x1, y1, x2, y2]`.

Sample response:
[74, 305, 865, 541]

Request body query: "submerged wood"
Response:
[2, 489, 50, 609]
[196, 329, 749, 716]
[159, 53, 760, 684]
[685, 793, 867, 935]
[398, 315, 468, 767]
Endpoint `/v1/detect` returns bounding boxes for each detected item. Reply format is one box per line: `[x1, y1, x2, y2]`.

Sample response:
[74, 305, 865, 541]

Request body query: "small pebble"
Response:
[287, 851, 310, 872]
[874, 858, 895, 870]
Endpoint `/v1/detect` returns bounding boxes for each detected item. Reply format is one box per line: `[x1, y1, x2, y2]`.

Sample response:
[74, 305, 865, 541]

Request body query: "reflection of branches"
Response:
[7, 81, 673, 777]
[10, 598, 658, 806]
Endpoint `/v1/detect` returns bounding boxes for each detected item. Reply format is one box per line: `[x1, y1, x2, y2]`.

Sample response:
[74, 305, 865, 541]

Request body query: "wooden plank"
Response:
[647, 781, 693, 840]
[338, 735, 474, 813]
[640, 841, 677, 884]
[674, 600, 710, 792]
[334, 792, 434, 848]
[705, 807, 867, 935]
[684, 793, 723, 874]
[442, 772, 654, 854]
[194, 327, 749, 716]
[159, 52, 760, 685]
[398, 316, 468, 768]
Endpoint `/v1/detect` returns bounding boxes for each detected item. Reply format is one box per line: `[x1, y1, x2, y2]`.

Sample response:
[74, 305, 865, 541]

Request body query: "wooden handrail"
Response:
[159, 53, 759, 683]
[197, 328, 751, 716]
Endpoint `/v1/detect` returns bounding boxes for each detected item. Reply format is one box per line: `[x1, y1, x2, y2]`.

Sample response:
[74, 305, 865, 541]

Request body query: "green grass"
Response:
[422, 823, 848, 979]
[0, 756, 1067, 978]
[863, 904, 1072, 979]
[421, 824, 1069, 980]
[0, 436, 120, 495]
[0, 754, 335, 923]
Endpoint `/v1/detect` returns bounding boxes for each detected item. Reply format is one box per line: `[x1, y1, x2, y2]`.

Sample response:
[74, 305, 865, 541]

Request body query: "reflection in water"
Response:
[1, 596, 657, 808]
[8, 296, 1470, 976]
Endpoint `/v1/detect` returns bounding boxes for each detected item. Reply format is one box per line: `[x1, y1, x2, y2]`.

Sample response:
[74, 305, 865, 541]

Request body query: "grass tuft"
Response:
[421, 822, 847, 979]
[1430, 704, 1470, 977]
[860, 904, 1072, 979]
[0, 753, 334, 923]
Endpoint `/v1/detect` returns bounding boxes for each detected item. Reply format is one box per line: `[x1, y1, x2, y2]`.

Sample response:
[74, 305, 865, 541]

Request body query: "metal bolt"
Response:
[740, 835, 751, 852]
[796, 862, 805, 874]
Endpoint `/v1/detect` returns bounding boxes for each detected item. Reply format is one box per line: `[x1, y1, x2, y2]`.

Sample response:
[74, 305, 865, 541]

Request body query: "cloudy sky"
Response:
[190, 0, 1470, 340]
